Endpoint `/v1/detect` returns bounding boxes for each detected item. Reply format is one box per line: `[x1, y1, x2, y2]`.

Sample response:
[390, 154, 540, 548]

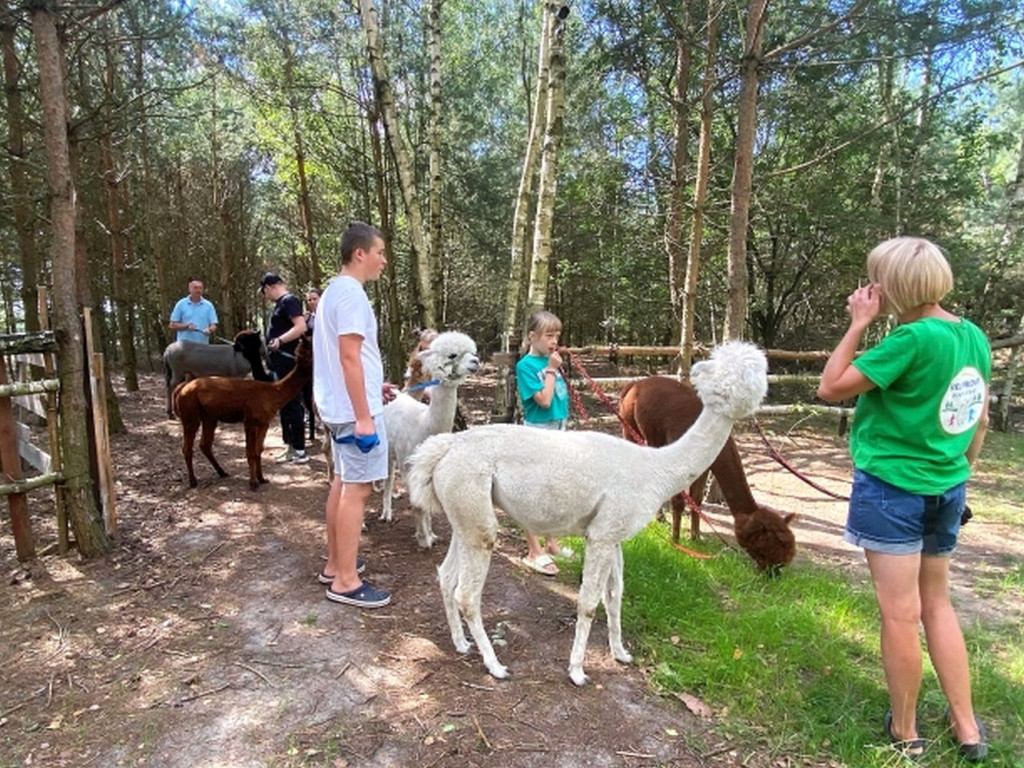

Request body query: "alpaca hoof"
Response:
[379, 509, 393, 522]
[188, 479, 198, 489]
[568, 667, 588, 686]
[613, 648, 633, 665]
[486, 661, 509, 680]
[416, 533, 438, 549]
[453, 639, 472, 654]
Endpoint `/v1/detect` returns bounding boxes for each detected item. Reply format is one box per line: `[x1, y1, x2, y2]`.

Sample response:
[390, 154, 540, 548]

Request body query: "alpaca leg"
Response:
[199, 417, 228, 478]
[455, 543, 507, 679]
[414, 507, 437, 549]
[687, 470, 711, 540]
[568, 541, 616, 686]
[438, 534, 470, 653]
[245, 423, 261, 490]
[603, 543, 633, 665]
[182, 421, 200, 488]
[379, 453, 395, 522]
[254, 424, 270, 484]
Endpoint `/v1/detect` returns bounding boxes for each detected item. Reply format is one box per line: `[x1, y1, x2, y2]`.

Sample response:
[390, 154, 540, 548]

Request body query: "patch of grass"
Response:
[971, 429, 1024, 521]
[299, 613, 318, 627]
[560, 521, 1024, 767]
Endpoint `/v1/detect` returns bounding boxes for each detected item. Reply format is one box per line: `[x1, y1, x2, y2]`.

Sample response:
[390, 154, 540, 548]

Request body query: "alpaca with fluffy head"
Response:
[380, 331, 480, 547]
[407, 340, 768, 685]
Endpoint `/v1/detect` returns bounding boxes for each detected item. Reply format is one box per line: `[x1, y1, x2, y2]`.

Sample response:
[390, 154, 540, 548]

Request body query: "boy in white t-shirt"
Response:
[313, 222, 398, 608]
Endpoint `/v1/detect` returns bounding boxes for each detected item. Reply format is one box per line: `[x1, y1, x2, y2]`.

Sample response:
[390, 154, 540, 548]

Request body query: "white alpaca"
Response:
[407, 341, 768, 685]
[380, 331, 480, 548]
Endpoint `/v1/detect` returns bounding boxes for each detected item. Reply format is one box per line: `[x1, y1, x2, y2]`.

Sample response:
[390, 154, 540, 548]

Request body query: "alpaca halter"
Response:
[405, 378, 441, 393]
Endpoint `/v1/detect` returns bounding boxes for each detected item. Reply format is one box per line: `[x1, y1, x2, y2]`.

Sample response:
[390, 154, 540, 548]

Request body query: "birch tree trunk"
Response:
[2, 8, 40, 332]
[30, 0, 110, 557]
[427, 0, 444, 325]
[680, 2, 721, 373]
[526, 3, 569, 313]
[724, 0, 768, 341]
[210, 73, 234, 336]
[491, 2, 553, 421]
[503, 1, 552, 347]
[359, 0, 435, 328]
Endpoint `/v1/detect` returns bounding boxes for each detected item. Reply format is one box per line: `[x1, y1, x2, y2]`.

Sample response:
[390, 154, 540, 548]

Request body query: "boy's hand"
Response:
[382, 383, 399, 404]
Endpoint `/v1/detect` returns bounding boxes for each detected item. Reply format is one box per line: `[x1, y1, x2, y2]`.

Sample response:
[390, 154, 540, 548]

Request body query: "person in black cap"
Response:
[260, 272, 309, 463]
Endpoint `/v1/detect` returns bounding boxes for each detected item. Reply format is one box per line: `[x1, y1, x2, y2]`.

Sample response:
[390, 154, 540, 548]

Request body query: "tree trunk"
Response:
[359, 0, 435, 328]
[30, 1, 110, 557]
[368, 102, 405, 380]
[135, 32, 170, 351]
[526, 3, 569, 313]
[101, 30, 138, 391]
[663, 2, 692, 337]
[210, 73, 234, 337]
[2, 9, 40, 332]
[724, 0, 768, 341]
[681, 1, 720, 374]
[427, 0, 444, 325]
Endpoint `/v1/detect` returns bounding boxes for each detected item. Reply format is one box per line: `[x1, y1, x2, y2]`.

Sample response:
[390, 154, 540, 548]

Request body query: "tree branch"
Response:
[768, 58, 1024, 178]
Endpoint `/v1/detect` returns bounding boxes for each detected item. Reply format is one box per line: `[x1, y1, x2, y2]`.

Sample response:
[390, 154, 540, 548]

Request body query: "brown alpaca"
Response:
[619, 376, 797, 572]
[173, 337, 313, 490]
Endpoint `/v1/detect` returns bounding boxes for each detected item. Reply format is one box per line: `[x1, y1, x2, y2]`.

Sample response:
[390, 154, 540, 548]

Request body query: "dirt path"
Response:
[1, 370, 1019, 767]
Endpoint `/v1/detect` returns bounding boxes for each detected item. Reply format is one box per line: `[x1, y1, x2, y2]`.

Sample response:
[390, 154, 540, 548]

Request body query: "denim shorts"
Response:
[325, 413, 389, 483]
[844, 469, 966, 556]
[524, 419, 567, 431]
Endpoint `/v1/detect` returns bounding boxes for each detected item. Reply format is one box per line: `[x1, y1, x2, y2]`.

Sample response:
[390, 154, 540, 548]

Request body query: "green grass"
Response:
[557, 444, 1024, 768]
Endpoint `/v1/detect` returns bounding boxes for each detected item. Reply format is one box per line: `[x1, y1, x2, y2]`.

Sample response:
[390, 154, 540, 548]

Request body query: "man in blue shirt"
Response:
[169, 279, 218, 343]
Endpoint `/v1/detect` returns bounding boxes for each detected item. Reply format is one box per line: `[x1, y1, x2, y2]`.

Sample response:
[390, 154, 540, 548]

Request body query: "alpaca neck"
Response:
[712, 438, 758, 516]
[425, 384, 459, 431]
[655, 409, 735, 503]
[274, 365, 310, 406]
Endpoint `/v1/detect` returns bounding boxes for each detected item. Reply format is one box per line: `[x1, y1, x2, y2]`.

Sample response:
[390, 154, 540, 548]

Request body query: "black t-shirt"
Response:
[268, 293, 303, 353]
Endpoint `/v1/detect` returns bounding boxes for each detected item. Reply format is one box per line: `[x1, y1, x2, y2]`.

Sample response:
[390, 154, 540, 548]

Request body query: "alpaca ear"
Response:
[783, 513, 798, 524]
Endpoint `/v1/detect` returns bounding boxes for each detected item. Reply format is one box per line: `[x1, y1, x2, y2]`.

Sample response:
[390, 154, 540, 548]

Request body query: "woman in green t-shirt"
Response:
[818, 237, 990, 762]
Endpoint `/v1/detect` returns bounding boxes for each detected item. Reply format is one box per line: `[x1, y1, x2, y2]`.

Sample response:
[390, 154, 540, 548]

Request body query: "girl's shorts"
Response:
[325, 413, 389, 483]
[844, 469, 966, 556]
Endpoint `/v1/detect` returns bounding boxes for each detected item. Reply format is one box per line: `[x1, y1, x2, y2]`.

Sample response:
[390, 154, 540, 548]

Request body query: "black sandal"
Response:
[884, 709, 926, 760]
[952, 716, 988, 763]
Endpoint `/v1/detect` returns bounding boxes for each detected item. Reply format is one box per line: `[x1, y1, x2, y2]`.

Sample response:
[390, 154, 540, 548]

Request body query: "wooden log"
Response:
[0, 378, 60, 398]
[0, 331, 57, 354]
[0, 472, 63, 497]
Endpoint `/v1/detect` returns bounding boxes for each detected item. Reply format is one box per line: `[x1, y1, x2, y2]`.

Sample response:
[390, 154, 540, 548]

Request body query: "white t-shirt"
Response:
[313, 275, 384, 423]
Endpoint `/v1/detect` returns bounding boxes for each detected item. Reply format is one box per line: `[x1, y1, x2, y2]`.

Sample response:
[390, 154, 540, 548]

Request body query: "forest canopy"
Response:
[1, 0, 1022, 372]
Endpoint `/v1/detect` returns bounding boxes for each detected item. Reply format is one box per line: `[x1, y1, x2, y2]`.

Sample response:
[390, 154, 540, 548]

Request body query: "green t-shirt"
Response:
[516, 353, 570, 424]
[851, 317, 990, 495]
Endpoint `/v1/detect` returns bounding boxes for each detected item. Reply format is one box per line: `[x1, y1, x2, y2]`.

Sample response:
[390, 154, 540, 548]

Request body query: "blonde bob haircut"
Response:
[522, 310, 562, 353]
[866, 236, 953, 316]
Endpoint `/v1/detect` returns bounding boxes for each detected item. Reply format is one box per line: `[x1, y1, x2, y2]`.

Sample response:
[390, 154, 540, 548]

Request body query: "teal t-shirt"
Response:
[851, 317, 990, 495]
[516, 353, 569, 424]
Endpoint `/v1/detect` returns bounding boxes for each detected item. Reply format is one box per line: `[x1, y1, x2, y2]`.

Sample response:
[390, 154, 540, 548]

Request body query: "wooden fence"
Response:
[555, 334, 1024, 427]
[1, 310, 116, 561]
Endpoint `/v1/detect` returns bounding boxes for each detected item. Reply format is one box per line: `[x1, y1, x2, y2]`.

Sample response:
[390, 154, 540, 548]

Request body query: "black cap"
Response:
[259, 272, 283, 292]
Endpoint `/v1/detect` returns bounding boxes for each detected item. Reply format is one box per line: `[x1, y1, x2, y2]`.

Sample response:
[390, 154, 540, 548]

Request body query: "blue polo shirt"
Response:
[170, 296, 218, 343]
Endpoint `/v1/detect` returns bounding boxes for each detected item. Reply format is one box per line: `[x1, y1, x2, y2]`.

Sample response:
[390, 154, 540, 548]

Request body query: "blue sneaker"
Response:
[325, 580, 391, 608]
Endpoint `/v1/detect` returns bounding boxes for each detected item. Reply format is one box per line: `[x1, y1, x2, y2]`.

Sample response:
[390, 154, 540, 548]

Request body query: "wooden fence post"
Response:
[0, 354, 35, 561]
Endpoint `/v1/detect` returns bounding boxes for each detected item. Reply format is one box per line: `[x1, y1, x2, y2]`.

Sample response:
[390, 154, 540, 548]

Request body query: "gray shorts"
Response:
[325, 413, 389, 484]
